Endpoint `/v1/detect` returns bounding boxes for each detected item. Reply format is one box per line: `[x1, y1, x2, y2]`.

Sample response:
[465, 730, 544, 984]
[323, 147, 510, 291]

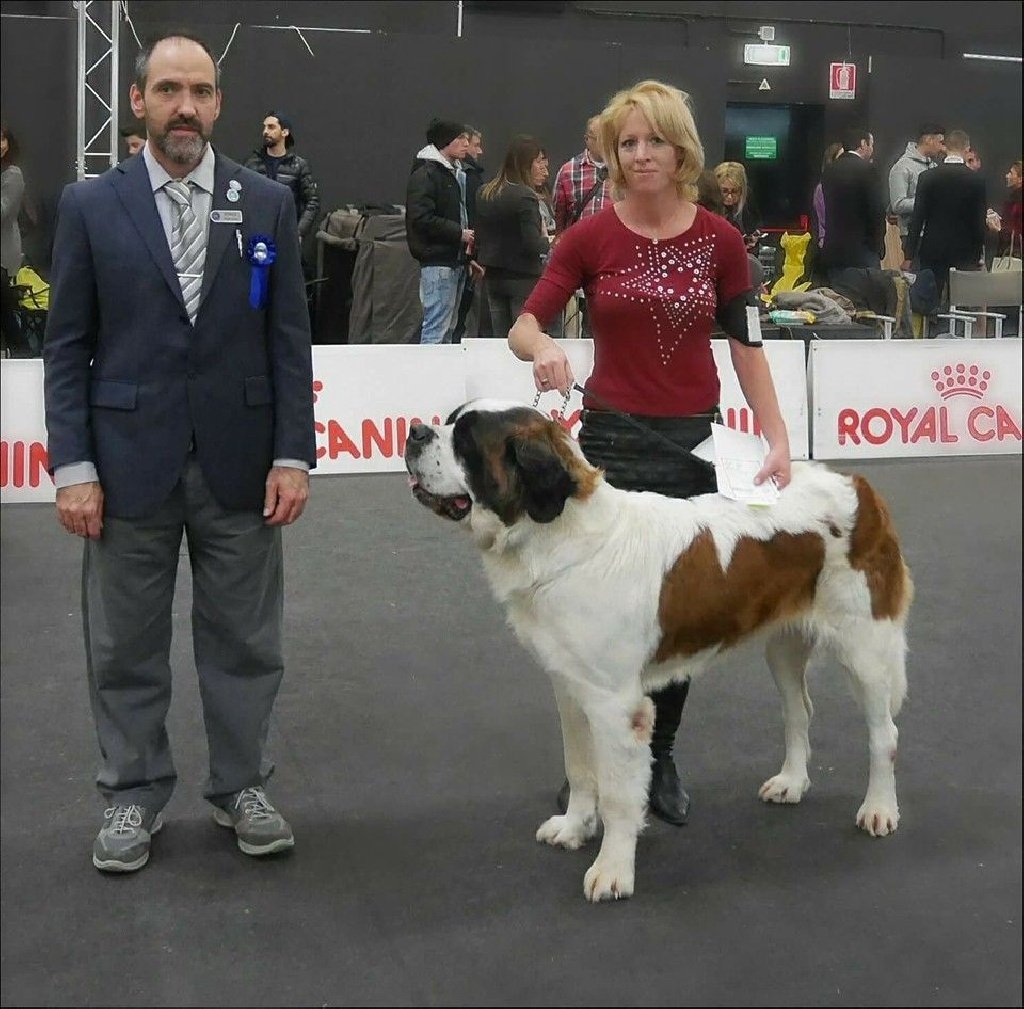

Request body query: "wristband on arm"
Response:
[716, 291, 762, 346]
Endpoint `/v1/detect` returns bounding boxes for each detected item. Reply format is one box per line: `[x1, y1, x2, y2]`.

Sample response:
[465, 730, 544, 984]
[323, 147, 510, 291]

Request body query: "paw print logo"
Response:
[312, 380, 324, 404]
[931, 363, 990, 400]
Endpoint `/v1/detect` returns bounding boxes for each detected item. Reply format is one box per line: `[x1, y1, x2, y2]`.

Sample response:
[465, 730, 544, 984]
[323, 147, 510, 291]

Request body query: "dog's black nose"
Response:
[407, 424, 434, 444]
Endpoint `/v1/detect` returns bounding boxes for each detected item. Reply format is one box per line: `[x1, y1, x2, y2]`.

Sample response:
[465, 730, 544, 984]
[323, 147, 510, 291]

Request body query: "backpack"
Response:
[909, 269, 939, 316]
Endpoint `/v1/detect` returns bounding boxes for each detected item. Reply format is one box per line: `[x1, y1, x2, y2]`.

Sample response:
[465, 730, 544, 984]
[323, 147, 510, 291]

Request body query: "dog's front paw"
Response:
[583, 855, 635, 903]
[536, 814, 595, 851]
[759, 772, 811, 804]
[856, 799, 899, 837]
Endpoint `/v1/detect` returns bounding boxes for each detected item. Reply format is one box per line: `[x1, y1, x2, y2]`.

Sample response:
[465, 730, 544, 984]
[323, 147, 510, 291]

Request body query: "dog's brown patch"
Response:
[848, 476, 912, 620]
[522, 415, 602, 501]
[475, 414, 601, 525]
[654, 530, 826, 661]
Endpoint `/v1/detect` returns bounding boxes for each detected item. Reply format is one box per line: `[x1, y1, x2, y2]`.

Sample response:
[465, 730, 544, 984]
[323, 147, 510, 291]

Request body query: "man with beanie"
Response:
[244, 112, 321, 242]
[406, 118, 473, 344]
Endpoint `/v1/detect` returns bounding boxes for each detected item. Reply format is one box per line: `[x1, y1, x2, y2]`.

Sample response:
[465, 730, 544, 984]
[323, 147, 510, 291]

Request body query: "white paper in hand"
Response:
[709, 422, 779, 505]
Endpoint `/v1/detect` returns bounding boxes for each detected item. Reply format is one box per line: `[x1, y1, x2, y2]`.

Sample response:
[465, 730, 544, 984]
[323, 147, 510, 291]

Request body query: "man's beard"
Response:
[154, 119, 210, 165]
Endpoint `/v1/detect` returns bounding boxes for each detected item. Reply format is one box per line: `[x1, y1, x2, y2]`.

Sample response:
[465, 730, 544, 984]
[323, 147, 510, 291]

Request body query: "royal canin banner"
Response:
[811, 340, 1023, 459]
[1, 341, 810, 505]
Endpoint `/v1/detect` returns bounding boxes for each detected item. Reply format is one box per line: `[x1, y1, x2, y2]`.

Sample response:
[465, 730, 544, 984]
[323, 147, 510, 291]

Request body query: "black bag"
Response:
[909, 269, 939, 315]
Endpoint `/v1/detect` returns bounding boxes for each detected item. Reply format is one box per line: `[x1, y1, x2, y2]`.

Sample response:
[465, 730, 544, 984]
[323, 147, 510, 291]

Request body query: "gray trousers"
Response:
[83, 457, 284, 812]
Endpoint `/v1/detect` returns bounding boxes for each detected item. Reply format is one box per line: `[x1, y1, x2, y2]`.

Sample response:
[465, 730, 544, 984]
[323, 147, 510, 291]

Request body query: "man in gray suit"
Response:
[43, 32, 316, 872]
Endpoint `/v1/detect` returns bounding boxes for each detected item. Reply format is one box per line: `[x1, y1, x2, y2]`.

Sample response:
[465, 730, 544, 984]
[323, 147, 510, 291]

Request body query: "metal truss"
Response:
[75, 1, 120, 179]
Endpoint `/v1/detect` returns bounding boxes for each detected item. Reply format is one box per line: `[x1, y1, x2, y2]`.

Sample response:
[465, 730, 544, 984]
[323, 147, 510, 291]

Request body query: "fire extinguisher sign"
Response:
[829, 62, 857, 100]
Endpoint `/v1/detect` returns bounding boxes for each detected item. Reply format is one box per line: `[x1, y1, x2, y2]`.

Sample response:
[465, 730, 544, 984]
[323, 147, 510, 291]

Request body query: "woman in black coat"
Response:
[474, 135, 550, 338]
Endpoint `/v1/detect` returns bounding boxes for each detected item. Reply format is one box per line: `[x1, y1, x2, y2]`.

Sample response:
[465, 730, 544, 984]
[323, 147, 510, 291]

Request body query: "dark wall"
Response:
[2, 0, 1021, 267]
[870, 55, 1023, 214]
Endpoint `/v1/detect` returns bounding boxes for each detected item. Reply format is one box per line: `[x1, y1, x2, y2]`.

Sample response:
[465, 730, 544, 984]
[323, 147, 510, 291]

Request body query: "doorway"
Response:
[723, 103, 825, 231]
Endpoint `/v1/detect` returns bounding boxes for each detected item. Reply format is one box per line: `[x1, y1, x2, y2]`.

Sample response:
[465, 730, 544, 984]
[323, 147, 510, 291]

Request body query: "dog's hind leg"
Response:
[536, 678, 599, 850]
[835, 621, 904, 837]
[759, 627, 815, 805]
[579, 690, 652, 903]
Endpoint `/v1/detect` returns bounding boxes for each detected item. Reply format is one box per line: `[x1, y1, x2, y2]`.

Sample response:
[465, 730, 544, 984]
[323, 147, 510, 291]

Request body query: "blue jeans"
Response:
[419, 265, 466, 345]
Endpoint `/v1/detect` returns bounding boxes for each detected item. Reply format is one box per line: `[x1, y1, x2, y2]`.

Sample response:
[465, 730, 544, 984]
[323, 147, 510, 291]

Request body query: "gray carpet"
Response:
[1, 457, 1021, 1007]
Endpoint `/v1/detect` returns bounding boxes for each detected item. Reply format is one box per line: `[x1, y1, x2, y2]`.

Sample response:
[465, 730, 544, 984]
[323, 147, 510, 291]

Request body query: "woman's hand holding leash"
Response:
[532, 337, 575, 396]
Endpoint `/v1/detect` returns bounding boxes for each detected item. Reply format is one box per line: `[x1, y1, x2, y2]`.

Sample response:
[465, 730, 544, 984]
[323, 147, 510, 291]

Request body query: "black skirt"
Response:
[578, 409, 717, 500]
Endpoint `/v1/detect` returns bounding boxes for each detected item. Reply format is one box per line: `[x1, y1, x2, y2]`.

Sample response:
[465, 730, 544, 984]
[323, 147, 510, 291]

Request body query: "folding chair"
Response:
[936, 268, 1023, 339]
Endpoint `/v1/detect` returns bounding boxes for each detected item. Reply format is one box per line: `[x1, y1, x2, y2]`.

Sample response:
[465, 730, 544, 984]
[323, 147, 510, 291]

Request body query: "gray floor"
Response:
[1, 457, 1021, 1008]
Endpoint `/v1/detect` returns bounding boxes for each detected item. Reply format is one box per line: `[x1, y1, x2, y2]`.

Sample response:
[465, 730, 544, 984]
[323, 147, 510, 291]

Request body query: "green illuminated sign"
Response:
[745, 136, 778, 160]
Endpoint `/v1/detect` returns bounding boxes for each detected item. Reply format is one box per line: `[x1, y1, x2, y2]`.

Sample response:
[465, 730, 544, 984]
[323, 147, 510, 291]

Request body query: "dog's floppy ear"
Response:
[508, 435, 576, 523]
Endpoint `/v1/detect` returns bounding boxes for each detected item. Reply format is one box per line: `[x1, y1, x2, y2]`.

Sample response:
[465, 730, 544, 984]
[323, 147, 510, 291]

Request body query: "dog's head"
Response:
[404, 400, 600, 526]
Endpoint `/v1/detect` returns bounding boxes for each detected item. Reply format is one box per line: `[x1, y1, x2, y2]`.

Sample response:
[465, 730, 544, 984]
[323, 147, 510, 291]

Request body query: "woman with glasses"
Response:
[714, 161, 762, 250]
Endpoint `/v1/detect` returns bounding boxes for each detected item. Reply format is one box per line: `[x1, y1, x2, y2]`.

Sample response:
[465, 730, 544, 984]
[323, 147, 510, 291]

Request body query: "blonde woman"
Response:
[510, 80, 790, 826]
[714, 161, 762, 248]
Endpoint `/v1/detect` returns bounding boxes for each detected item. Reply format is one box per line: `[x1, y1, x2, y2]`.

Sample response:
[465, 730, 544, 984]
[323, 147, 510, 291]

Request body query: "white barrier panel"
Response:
[311, 345, 465, 474]
[0, 339, 808, 504]
[463, 338, 810, 459]
[463, 338, 594, 437]
[718, 340, 809, 461]
[811, 340, 1023, 459]
[0, 348, 468, 503]
[1, 359, 49, 503]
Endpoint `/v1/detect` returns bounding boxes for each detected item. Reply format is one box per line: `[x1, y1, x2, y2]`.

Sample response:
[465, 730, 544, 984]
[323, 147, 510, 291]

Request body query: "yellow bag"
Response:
[15, 266, 50, 311]
[769, 232, 812, 296]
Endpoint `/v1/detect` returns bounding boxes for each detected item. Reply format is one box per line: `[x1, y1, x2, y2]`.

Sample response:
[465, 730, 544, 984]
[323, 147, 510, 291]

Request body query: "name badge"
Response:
[210, 210, 243, 224]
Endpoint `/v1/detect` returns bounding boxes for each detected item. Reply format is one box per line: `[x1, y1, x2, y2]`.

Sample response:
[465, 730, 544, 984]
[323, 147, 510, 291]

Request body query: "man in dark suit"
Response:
[821, 127, 886, 279]
[43, 32, 316, 872]
[904, 129, 987, 301]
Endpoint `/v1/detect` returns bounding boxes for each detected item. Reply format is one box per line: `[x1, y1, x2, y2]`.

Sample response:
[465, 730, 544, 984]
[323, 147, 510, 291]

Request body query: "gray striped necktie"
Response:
[164, 179, 205, 323]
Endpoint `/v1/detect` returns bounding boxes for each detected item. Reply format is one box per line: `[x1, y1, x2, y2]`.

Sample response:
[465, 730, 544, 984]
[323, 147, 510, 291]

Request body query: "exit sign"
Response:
[744, 43, 791, 67]
[745, 136, 778, 160]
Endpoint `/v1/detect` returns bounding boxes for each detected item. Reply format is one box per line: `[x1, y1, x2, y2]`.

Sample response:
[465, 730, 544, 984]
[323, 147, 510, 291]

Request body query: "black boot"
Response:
[648, 680, 691, 825]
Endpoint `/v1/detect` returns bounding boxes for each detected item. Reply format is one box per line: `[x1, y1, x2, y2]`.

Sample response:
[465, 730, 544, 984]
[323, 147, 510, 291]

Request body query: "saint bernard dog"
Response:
[405, 400, 913, 903]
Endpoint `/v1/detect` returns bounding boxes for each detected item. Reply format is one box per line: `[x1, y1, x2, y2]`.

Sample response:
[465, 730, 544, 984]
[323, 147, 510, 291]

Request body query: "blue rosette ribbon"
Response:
[246, 234, 276, 309]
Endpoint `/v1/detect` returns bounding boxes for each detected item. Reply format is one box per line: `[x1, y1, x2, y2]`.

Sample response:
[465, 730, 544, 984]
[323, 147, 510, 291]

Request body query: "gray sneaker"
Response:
[213, 787, 294, 856]
[93, 804, 163, 873]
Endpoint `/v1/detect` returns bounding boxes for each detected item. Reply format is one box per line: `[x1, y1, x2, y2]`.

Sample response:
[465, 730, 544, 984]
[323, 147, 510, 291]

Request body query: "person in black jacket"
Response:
[453, 125, 487, 341]
[821, 127, 885, 280]
[406, 118, 474, 344]
[243, 112, 320, 241]
[904, 130, 987, 302]
[475, 134, 550, 338]
[463, 126, 485, 226]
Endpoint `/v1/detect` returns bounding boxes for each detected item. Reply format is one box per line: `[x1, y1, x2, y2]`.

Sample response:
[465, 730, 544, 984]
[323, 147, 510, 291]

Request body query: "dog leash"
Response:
[533, 383, 717, 467]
